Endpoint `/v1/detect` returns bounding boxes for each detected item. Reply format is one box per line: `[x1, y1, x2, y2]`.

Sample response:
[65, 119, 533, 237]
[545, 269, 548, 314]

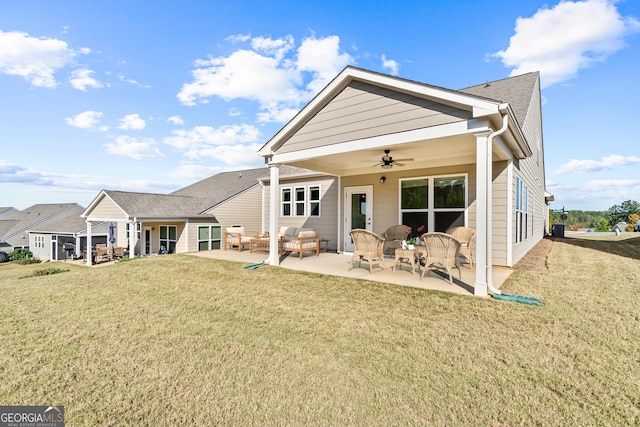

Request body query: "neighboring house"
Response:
[0, 203, 103, 258]
[28, 204, 109, 262]
[613, 222, 627, 233]
[81, 168, 273, 265]
[258, 66, 550, 296]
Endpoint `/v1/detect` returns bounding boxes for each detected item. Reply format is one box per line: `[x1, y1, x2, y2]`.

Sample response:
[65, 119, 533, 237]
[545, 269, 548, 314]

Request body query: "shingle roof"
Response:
[28, 205, 87, 233]
[0, 203, 80, 246]
[458, 72, 540, 127]
[103, 191, 212, 217]
[171, 168, 268, 208]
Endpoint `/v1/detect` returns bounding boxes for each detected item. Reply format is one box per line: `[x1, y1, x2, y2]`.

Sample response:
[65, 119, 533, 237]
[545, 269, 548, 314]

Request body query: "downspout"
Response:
[486, 112, 509, 295]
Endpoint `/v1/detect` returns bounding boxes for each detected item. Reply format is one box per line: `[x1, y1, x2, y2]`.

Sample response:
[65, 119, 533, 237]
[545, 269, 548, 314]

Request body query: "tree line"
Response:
[550, 200, 640, 232]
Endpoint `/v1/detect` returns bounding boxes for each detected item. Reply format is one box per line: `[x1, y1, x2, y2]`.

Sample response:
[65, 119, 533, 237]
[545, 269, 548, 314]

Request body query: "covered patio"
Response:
[188, 250, 513, 296]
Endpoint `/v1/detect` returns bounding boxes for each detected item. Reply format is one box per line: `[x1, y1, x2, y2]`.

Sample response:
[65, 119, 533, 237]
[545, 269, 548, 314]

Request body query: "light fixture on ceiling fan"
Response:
[363, 149, 414, 169]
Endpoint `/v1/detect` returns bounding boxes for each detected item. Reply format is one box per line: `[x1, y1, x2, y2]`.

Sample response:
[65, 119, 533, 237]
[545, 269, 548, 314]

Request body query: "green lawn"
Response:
[1, 236, 639, 425]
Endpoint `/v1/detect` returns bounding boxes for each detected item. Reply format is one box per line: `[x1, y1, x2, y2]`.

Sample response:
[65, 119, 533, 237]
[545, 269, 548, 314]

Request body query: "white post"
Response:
[474, 131, 491, 296]
[85, 221, 92, 266]
[129, 221, 136, 259]
[268, 164, 280, 265]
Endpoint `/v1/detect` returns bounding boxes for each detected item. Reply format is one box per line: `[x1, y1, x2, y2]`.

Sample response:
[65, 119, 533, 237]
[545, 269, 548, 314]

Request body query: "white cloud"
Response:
[381, 54, 399, 76]
[554, 154, 640, 175]
[69, 69, 103, 91]
[226, 33, 251, 43]
[0, 30, 90, 88]
[296, 35, 353, 94]
[167, 115, 185, 125]
[190, 143, 264, 166]
[585, 179, 640, 191]
[177, 34, 353, 122]
[228, 107, 242, 117]
[163, 124, 261, 159]
[493, 0, 640, 87]
[118, 113, 146, 130]
[65, 110, 105, 129]
[104, 135, 164, 159]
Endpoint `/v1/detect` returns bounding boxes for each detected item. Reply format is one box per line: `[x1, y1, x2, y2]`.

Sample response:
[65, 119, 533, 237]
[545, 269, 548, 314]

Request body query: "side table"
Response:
[393, 248, 417, 275]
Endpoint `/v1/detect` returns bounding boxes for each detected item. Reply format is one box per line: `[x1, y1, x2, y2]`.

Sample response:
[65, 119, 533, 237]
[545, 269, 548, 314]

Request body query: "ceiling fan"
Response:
[364, 149, 414, 169]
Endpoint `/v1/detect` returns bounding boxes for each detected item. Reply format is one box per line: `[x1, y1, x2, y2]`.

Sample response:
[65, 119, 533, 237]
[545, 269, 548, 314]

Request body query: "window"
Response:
[159, 225, 177, 254]
[400, 175, 467, 235]
[294, 187, 305, 216]
[434, 176, 465, 232]
[126, 223, 141, 239]
[198, 225, 221, 251]
[281, 188, 291, 217]
[516, 177, 529, 244]
[34, 235, 45, 249]
[309, 186, 320, 217]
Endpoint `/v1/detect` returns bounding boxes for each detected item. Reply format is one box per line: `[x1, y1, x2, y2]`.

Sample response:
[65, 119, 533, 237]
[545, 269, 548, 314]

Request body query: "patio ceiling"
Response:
[276, 132, 510, 177]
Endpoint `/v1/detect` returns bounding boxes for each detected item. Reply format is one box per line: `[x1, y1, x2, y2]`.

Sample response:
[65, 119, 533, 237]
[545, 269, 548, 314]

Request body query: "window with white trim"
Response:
[34, 235, 45, 248]
[198, 225, 221, 250]
[159, 225, 177, 254]
[400, 174, 466, 237]
[294, 187, 305, 216]
[516, 177, 529, 244]
[281, 188, 291, 217]
[309, 186, 320, 217]
[126, 223, 141, 239]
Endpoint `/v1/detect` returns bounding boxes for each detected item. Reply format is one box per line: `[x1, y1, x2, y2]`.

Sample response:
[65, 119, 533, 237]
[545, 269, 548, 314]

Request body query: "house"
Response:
[0, 207, 19, 219]
[0, 203, 107, 259]
[81, 168, 276, 265]
[258, 66, 550, 297]
[27, 204, 109, 262]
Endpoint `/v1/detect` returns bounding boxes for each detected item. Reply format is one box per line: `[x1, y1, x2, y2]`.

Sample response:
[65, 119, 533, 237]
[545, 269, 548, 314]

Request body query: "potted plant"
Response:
[406, 236, 416, 250]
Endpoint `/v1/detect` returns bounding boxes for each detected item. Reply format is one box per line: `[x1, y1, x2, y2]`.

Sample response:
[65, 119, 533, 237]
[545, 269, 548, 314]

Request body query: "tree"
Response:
[607, 200, 640, 226]
[595, 218, 610, 232]
[628, 213, 640, 231]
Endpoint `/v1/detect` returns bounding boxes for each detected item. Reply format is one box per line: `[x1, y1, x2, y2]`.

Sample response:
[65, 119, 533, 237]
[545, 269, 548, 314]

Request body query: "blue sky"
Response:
[1, 0, 639, 211]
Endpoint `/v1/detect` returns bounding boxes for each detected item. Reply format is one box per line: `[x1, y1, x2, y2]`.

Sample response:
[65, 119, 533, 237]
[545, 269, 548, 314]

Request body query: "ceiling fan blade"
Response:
[394, 162, 405, 167]
[393, 158, 414, 162]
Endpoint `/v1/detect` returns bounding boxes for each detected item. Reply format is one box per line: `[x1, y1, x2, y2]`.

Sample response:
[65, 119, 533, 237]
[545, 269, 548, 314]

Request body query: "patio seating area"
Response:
[188, 248, 512, 296]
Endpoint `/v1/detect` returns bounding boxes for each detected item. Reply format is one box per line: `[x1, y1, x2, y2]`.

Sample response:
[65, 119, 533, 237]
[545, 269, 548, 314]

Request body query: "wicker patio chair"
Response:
[381, 224, 411, 255]
[419, 232, 461, 284]
[349, 229, 386, 273]
[446, 226, 476, 267]
[95, 245, 111, 263]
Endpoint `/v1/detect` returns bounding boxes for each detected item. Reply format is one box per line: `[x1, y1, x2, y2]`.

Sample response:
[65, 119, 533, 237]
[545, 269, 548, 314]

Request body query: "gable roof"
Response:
[98, 191, 213, 218]
[459, 72, 540, 127]
[0, 207, 19, 219]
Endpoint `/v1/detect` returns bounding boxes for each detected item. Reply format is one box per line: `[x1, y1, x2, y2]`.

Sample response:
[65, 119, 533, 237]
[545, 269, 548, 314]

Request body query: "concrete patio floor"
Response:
[188, 249, 513, 296]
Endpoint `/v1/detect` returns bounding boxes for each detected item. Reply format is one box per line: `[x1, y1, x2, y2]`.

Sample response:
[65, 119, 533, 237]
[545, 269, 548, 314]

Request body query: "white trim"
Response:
[506, 162, 514, 266]
[344, 185, 374, 252]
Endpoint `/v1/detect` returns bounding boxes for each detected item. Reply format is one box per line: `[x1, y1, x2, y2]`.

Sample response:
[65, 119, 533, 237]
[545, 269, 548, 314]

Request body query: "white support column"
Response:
[474, 131, 492, 296]
[129, 221, 136, 259]
[85, 221, 92, 266]
[267, 164, 280, 265]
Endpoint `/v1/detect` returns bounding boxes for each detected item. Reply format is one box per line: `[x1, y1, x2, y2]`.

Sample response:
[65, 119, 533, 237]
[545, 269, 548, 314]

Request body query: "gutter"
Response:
[486, 111, 509, 295]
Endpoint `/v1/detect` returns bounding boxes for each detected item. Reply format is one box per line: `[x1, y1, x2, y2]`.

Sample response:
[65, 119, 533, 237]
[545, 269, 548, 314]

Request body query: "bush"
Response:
[595, 218, 610, 232]
[20, 267, 69, 279]
[10, 248, 33, 261]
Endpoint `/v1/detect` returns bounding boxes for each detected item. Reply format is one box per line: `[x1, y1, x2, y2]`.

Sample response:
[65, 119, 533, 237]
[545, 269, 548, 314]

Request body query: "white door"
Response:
[344, 186, 373, 252]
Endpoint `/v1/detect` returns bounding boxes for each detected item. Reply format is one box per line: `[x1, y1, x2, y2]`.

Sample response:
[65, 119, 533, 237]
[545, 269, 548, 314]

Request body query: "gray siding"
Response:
[264, 176, 339, 251]
[207, 185, 263, 232]
[279, 81, 471, 154]
[511, 78, 546, 265]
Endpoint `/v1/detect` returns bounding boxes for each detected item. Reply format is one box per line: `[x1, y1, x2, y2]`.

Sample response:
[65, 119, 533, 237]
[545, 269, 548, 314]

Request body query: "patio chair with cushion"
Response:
[281, 230, 320, 260]
[95, 245, 111, 263]
[381, 224, 411, 255]
[223, 226, 259, 251]
[446, 226, 476, 267]
[419, 232, 461, 285]
[349, 229, 386, 273]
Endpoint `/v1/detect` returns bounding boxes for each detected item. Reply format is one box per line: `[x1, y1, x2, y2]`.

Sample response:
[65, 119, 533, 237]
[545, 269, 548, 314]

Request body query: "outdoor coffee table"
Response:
[249, 237, 282, 254]
[393, 248, 417, 275]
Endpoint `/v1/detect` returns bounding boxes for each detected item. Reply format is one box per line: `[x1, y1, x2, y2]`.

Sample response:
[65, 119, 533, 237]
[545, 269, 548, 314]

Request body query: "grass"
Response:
[1, 235, 639, 425]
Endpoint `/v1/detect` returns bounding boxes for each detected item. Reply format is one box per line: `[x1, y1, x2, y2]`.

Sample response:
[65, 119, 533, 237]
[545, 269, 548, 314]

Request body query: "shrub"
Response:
[20, 267, 69, 279]
[595, 218, 610, 232]
[10, 248, 33, 261]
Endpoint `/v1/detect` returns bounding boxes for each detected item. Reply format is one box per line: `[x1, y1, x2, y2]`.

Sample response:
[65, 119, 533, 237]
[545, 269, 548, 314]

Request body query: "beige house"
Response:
[80, 168, 285, 265]
[258, 66, 550, 297]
